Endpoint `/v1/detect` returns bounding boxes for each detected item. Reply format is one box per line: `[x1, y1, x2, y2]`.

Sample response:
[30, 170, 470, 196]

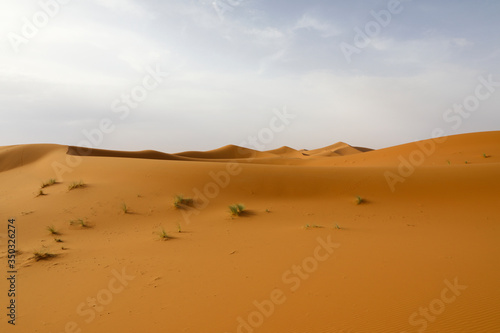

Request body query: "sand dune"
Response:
[264, 146, 306, 159]
[68, 144, 280, 163]
[175, 144, 276, 160]
[67, 141, 372, 165]
[0, 144, 64, 172]
[1, 131, 499, 333]
[67, 146, 187, 161]
[304, 141, 367, 157]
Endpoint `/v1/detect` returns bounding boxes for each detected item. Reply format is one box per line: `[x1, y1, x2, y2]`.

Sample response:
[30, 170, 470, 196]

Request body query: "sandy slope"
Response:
[1, 131, 499, 333]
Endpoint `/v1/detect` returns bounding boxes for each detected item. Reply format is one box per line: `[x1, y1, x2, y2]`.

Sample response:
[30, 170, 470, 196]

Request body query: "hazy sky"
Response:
[1, 0, 499, 152]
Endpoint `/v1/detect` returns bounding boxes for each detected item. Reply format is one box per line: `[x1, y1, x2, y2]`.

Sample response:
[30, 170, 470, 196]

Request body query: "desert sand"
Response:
[1, 131, 499, 333]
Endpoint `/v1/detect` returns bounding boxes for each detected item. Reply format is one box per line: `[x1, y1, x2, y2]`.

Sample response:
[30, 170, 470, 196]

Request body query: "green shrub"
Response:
[41, 179, 56, 188]
[305, 224, 323, 229]
[68, 181, 85, 191]
[158, 228, 171, 241]
[33, 250, 56, 261]
[229, 204, 245, 216]
[46, 225, 59, 235]
[174, 195, 194, 208]
[121, 202, 129, 214]
[70, 218, 90, 228]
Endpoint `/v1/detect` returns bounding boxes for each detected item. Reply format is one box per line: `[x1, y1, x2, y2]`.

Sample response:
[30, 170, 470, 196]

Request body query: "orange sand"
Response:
[1, 131, 499, 333]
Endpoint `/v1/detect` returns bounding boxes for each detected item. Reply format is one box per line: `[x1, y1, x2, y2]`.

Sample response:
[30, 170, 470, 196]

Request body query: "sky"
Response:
[1, 0, 499, 152]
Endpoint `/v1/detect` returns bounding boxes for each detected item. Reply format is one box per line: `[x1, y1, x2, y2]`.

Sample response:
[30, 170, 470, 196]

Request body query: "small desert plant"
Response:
[121, 202, 129, 214]
[334, 224, 342, 230]
[465, 161, 469, 164]
[70, 218, 90, 228]
[483, 153, 490, 158]
[41, 178, 56, 188]
[176, 223, 182, 233]
[446, 160, 451, 165]
[229, 204, 245, 216]
[305, 224, 323, 229]
[265, 209, 271, 213]
[54, 238, 63, 243]
[158, 228, 171, 240]
[354, 196, 363, 205]
[46, 225, 59, 235]
[33, 250, 55, 261]
[68, 181, 85, 191]
[36, 189, 46, 197]
[173, 195, 194, 208]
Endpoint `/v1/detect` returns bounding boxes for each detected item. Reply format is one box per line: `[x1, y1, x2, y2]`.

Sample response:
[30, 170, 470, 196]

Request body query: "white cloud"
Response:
[363, 37, 477, 70]
[450, 38, 473, 48]
[257, 49, 287, 74]
[246, 27, 284, 39]
[91, 0, 156, 19]
[370, 38, 394, 51]
[0, 0, 498, 152]
[294, 13, 340, 37]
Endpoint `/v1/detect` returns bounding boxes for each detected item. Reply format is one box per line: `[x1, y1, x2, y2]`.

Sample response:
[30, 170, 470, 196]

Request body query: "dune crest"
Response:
[175, 144, 273, 159]
[0, 144, 64, 172]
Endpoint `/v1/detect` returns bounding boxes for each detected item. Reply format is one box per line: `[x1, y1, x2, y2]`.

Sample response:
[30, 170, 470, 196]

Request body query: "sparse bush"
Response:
[158, 228, 171, 241]
[121, 202, 129, 214]
[46, 225, 59, 235]
[305, 224, 323, 229]
[41, 179, 56, 188]
[68, 181, 85, 191]
[229, 204, 245, 216]
[33, 250, 55, 261]
[173, 195, 194, 208]
[70, 218, 90, 228]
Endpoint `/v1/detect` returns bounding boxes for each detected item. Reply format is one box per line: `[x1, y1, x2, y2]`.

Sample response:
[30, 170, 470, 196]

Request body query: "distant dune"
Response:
[1, 131, 499, 333]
